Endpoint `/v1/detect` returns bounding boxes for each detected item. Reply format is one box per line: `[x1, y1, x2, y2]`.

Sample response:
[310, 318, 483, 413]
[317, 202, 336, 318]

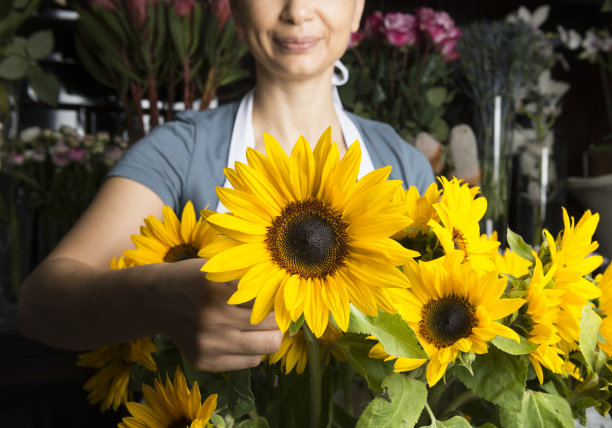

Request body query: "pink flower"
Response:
[364, 11, 385, 39]
[210, 0, 231, 31]
[348, 31, 364, 48]
[127, 0, 149, 29]
[172, 0, 196, 18]
[438, 37, 460, 61]
[383, 12, 418, 47]
[67, 147, 87, 163]
[104, 145, 124, 165]
[52, 152, 69, 168]
[7, 152, 25, 166]
[91, 0, 119, 11]
[417, 7, 461, 61]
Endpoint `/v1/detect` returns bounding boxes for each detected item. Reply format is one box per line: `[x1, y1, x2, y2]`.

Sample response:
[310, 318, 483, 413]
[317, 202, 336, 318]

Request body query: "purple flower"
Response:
[104, 145, 124, 165]
[383, 12, 418, 47]
[364, 11, 385, 40]
[211, 0, 231, 31]
[50, 140, 70, 167]
[348, 31, 365, 48]
[68, 147, 87, 163]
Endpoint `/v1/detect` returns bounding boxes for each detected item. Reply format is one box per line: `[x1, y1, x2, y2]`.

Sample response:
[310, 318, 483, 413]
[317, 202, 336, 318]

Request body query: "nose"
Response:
[280, 0, 314, 25]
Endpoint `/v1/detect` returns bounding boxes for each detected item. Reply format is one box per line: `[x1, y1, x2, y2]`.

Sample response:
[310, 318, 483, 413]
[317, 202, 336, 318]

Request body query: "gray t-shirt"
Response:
[108, 101, 435, 212]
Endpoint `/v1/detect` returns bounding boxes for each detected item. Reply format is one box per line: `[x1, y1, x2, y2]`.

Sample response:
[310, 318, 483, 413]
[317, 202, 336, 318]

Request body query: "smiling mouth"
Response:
[275, 37, 320, 52]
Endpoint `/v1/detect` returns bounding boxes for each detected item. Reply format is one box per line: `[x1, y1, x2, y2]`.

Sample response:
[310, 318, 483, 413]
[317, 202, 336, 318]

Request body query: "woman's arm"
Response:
[18, 177, 282, 371]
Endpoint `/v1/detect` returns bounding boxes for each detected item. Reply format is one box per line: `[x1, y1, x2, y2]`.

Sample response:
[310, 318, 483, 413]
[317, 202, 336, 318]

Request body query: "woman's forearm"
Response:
[17, 257, 169, 350]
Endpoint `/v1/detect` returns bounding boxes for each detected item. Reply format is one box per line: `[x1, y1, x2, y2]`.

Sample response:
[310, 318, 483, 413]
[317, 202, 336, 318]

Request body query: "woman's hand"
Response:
[158, 259, 284, 372]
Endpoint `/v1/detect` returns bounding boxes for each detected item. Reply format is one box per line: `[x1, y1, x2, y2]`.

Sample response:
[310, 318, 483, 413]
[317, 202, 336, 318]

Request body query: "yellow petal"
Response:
[203, 243, 269, 272]
[207, 213, 267, 243]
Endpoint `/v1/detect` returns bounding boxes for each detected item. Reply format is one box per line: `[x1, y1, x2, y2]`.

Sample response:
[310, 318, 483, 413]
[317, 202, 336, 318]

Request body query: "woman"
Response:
[18, 0, 434, 372]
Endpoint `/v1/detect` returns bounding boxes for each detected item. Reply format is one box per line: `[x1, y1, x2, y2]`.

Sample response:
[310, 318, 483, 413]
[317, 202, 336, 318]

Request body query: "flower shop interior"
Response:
[1, 0, 612, 427]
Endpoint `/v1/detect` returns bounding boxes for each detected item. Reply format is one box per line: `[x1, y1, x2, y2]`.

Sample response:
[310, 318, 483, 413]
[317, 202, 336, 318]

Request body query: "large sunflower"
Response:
[201, 128, 418, 337]
[543, 208, 602, 353]
[119, 367, 217, 428]
[427, 177, 499, 272]
[596, 263, 612, 356]
[382, 252, 524, 386]
[124, 200, 218, 265]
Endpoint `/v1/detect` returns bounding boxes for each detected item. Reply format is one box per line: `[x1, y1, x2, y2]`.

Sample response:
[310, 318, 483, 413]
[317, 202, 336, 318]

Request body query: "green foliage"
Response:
[356, 373, 427, 427]
[491, 336, 539, 355]
[348, 308, 428, 360]
[506, 228, 535, 263]
[423, 415, 472, 428]
[519, 390, 574, 428]
[580, 306, 604, 373]
[337, 333, 395, 392]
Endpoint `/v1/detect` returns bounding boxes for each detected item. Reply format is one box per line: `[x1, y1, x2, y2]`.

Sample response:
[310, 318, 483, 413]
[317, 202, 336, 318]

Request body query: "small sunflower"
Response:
[428, 177, 499, 271]
[201, 128, 418, 337]
[495, 246, 532, 280]
[596, 263, 612, 356]
[124, 200, 218, 266]
[267, 323, 344, 374]
[383, 252, 524, 386]
[119, 367, 217, 428]
[392, 182, 441, 240]
[522, 256, 566, 384]
[77, 257, 157, 412]
[543, 208, 602, 353]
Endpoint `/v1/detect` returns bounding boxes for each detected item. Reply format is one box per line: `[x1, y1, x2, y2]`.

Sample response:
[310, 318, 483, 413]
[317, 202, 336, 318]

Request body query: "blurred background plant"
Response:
[0, 125, 127, 301]
[454, 16, 543, 236]
[74, 0, 248, 143]
[339, 6, 461, 146]
[0, 0, 59, 138]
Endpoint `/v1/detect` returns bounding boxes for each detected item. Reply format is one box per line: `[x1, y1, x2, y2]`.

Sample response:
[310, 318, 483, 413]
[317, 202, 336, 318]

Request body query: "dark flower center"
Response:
[266, 200, 349, 279]
[169, 417, 191, 428]
[164, 244, 200, 263]
[419, 294, 477, 349]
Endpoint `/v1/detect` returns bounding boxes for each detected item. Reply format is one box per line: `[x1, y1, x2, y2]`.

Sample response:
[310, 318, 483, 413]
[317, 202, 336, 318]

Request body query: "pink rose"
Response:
[417, 8, 459, 44]
[364, 11, 385, 40]
[126, 0, 149, 29]
[91, 0, 119, 11]
[210, 0, 231, 31]
[172, 0, 196, 18]
[383, 12, 418, 47]
[68, 147, 87, 163]
[348, 31, 364, 48]
[438, 37, 460, 61]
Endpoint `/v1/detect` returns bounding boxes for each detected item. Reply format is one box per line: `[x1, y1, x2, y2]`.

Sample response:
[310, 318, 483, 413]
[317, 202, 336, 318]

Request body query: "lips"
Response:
[274, 36, 321, 52]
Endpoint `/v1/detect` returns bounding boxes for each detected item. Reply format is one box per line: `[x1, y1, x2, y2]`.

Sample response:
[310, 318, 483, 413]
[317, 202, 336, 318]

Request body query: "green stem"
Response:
[340, 360, 353, 417]
[303, 323, 321, 428]
[424, 402, 436, 424]
[440, 390, 479, 419]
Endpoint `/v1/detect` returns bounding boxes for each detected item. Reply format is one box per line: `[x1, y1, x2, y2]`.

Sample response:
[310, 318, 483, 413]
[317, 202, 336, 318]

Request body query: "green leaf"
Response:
[289, 313, 305, 336]
[520, 390, 573, 428]
[26, 30, 53, 60]
[491, 335, 538, 355]
[452, 346, 527, 413]
[5, 37, 27, 56]
[337, 333, 395, 393]
[602, 0, 612, 12]
[506, 228, 535, 263]
[0, 55, 29, 79]
[455, 351, 476, 375]
[580, 305, 602, 373]
[356, 373, 427, 428]
[210, 414, 226, 428]
[168, 7, 186, 60]
[348, 308, 428, 359]
[426, 87, 447, 107]
[227, 369, 256, 419]
[425, 415, 472, 427]
[26, 67, 58, 106]
[235, 417, 270, 428]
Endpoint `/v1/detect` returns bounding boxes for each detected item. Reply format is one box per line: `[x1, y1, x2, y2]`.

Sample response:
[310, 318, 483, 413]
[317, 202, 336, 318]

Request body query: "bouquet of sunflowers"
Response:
[78, 128, 611, 428]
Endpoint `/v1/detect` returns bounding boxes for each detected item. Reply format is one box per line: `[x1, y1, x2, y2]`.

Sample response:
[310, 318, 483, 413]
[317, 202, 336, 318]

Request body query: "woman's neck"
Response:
[251, 69, 346, 156]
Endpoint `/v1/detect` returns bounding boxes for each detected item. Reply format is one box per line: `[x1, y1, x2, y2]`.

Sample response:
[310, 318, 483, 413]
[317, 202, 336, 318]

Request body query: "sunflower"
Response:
[543, 208, 602, 353]
[381, 252, 524, 386]
[77, 256, 157, 412]
[427, 177, 499, 271]
[596, 263, 612, 356]
[201, 128, 418, 337]
[521, 256, 566, 384]
[494, 245, 532, 280]
[267, 323, 344, 374]
[124, 200, 218, 266]
[119, 367, 217, 428]
[392, 181, 441, 240]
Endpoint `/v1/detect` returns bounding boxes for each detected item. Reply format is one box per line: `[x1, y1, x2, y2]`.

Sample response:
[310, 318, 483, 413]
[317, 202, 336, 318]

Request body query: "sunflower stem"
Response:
[303, 323, 322, 428]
